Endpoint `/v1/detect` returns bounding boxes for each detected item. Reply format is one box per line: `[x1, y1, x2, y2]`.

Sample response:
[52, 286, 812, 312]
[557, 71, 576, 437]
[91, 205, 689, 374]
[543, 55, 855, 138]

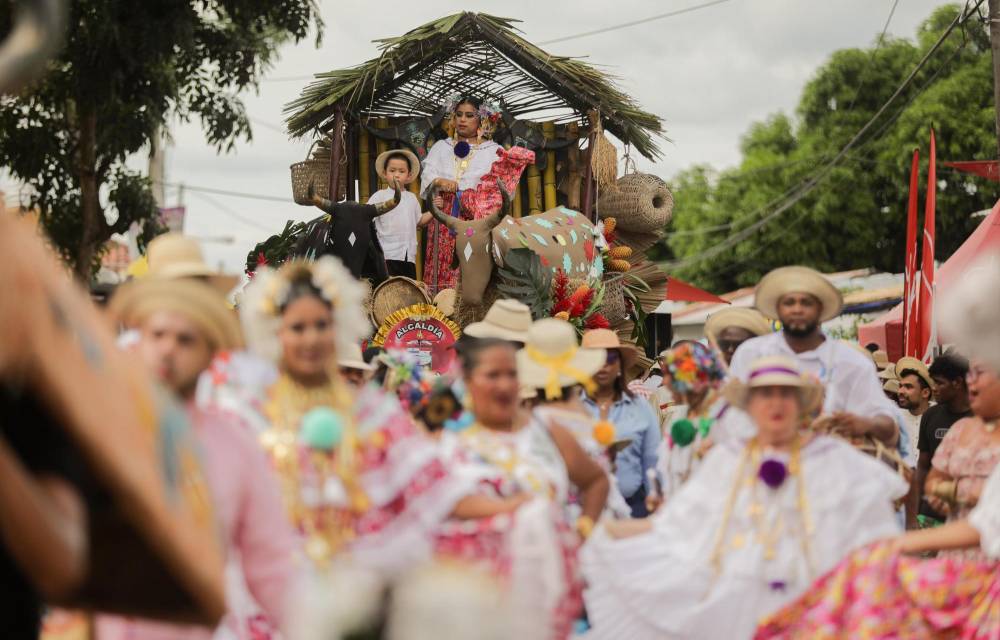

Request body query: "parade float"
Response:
[248, 12, 674, 359]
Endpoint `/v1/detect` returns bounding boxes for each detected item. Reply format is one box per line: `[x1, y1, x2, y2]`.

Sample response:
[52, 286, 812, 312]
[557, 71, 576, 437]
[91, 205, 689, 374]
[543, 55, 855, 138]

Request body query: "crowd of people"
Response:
[6, 203, 1000, 639]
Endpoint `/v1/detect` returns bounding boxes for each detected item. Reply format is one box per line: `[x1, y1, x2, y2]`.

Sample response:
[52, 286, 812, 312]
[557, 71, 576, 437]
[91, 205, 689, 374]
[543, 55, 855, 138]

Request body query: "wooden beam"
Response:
[328, 107, 346, 202]
[582, 110, 598, 222]
[542, 121, 557, 211]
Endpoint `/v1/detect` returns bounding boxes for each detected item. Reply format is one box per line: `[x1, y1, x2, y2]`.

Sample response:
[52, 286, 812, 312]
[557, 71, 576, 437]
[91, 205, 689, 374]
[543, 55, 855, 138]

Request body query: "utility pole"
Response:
[990, 0, 1000, 158]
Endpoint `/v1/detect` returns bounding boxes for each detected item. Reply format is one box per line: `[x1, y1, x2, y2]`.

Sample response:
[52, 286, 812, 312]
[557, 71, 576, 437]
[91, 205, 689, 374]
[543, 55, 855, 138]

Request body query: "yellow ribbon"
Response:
[526, 345, 598, 400]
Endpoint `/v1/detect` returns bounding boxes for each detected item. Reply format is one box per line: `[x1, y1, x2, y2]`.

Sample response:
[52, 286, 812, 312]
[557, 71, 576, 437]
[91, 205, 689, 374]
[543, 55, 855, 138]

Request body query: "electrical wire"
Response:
[186, 189, 282, 233]
[154, 180, 291, 203]
[538, 0, 738, 46]
[660, 0, 984, 272]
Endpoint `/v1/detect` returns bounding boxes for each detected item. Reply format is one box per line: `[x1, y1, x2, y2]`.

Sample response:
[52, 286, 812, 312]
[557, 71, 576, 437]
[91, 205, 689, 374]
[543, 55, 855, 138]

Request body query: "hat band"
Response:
[525, 345, 597, 400]
[749, 365, 800, 380]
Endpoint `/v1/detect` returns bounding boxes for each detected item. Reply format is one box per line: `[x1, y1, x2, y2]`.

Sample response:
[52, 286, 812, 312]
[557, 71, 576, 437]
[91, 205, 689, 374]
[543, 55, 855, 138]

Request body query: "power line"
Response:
[186, 189, 276, 233]
[539, 0, 738, 46]
[261, 75, 316, 83]
[843, 0, 901, 114]
[661, 0, 984, 272]
[154, 180, 292, 203]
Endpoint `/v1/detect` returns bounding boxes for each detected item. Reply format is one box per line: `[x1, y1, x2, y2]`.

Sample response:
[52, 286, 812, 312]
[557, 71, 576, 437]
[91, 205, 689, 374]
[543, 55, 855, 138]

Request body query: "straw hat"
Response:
[882, 378, 901, 394]
[110, 277, 244, 351]
[338, 343, 375, 372]
[754, 266, 843, 322]
[434, 288, 457, 317]
[704, 307, 772, 342]
[895, 356, 933, 389]
[146, 233, 240, 292]
[581, 328, 640, 379]
[464, 299, 533, 342]
[723, 355, 823, 414]
[374, 148, 421, 184]
[517, 319, 605, 398]
[878, 363, 898, 381]
[370, 277, 431, 328]
[872, 350, 890, 371]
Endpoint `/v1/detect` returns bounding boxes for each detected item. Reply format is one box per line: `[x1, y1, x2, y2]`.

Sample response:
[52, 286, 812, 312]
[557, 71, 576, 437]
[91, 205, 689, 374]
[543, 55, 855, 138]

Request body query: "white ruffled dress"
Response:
[580, 435, 907, 640]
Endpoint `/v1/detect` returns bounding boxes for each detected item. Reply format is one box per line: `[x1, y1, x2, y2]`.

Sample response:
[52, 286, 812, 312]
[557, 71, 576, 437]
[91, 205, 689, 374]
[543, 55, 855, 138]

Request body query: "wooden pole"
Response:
[542, 121, 558, 210]
[565, 122, 582, 210]
[990, 0, 1000, 158]
[526, 134, 543, 215]
[375, 117, 389, 190]
[582, 110, 599, 222]
[358, 126, 371, 201]
[328, 107, 345, 202]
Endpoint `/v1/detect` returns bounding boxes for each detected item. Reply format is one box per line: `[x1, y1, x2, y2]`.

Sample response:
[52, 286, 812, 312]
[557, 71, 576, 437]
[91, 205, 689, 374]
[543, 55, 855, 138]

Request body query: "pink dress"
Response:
[421, 145, 534, 293]
[96, 406, 300, 640]
[932, 419, 1000, 561]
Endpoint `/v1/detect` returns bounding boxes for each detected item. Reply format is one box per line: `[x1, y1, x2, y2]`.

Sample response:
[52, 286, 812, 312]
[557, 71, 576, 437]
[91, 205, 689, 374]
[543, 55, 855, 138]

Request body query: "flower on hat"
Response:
[662, 342, 726, 396]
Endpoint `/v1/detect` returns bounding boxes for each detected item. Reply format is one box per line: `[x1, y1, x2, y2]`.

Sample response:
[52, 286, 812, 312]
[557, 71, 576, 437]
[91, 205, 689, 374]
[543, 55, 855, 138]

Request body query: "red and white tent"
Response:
[859, 198, 1000, 359]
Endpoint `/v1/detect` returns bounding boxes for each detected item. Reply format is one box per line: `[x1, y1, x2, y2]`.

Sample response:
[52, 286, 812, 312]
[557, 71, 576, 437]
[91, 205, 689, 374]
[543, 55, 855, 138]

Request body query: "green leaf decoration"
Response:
[497, 248, 553, 319]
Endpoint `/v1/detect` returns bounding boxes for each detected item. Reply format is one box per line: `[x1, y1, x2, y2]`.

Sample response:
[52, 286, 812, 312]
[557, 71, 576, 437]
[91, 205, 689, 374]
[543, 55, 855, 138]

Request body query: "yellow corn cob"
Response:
[608, 245, 632, 259]
[608, 259, 631, 272]
[602, 217, 617, 234]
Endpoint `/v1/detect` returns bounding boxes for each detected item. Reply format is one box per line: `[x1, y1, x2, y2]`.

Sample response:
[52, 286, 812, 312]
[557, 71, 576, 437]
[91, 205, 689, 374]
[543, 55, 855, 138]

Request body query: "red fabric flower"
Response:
[585, 313, 610, 330]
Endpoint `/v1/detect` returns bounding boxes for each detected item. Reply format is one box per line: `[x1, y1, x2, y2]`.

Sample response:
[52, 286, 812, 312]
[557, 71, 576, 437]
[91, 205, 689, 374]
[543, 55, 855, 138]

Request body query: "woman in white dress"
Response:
[580, 355, 906, 640]
[420, 94, 532, 292]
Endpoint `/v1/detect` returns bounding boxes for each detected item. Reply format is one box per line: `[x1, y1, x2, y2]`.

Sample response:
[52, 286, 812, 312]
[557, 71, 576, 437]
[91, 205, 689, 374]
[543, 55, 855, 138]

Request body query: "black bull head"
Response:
[428, 180, 603, 305]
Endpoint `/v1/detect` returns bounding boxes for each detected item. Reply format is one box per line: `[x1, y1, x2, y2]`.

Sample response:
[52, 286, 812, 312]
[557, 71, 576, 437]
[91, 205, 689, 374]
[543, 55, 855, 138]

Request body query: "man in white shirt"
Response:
[729, 266, 901, 450]
[368, 149, 428, 279]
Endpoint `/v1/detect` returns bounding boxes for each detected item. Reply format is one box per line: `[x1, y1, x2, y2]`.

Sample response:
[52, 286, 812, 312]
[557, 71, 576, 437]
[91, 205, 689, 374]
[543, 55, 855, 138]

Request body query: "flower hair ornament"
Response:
[662, 341, 727, 396]
[239, 256, 371, 364]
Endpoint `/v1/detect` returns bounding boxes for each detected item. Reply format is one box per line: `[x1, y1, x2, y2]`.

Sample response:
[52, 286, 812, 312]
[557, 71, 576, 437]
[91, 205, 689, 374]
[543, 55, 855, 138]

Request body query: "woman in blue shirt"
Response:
[580, 330, 661, 517]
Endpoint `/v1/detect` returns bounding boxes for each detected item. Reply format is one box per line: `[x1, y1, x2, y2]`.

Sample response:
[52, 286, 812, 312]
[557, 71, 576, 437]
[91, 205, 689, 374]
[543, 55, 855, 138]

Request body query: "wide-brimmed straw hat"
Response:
[110, 277, 244, 351]
[146, 233, 240, 293]
[581, 328, 640, 379]
[338, 343, 375, 372]
[878, 363, 897, 381]
[518, 319, 605, 398]
[704, 307, 772, 342]
[754, 266, 843, 322]
[464, 299, 533, 343]
[882, 378, 901, 394]
[872, 350, 890, 370]
[375, 148, 421, 184]
[895, 356, 934, 389]
[723, 355, 823, 414]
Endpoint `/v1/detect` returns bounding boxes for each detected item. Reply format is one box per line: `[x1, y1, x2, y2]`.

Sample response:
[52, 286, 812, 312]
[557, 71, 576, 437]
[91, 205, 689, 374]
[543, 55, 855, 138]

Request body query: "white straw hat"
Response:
[517, 318, 605, 398]
[146, 233, 240, 293]
[464, 299, 533, 343]
[337, 343, 375, 372]
[704, 307, 772, 342]
[723, 355, 823, 414]
[754, 266, 843, 322]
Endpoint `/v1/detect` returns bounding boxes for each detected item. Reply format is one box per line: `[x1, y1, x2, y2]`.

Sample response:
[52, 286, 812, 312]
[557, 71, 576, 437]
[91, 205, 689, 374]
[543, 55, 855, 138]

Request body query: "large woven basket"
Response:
[598, 172, 674, 233]
[370, 276, 431, 328]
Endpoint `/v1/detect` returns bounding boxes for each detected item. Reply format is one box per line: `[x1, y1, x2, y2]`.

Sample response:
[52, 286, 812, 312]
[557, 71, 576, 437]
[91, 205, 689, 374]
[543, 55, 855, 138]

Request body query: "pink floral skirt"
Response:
[754, 541, 1000, 639]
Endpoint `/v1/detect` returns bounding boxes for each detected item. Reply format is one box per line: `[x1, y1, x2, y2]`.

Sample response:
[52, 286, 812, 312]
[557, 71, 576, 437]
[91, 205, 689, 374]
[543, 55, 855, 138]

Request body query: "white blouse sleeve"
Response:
[419, 140, 453, 198]
[969, 464, 1000, 558]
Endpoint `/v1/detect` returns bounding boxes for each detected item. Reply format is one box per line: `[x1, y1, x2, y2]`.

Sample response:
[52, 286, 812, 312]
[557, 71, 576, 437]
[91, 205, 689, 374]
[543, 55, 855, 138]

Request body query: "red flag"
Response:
[918, 129, 937, 362]
[903, 149, 920, 357]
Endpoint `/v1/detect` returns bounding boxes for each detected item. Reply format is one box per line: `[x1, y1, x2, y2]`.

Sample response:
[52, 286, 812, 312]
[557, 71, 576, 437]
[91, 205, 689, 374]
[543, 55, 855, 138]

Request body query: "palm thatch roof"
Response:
[284, 12, 665, 159]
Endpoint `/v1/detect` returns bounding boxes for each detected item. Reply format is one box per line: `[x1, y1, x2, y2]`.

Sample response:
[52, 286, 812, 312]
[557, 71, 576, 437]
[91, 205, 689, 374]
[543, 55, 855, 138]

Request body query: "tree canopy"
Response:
[0, 0, 323, 277]
[656, 4, 998, 292]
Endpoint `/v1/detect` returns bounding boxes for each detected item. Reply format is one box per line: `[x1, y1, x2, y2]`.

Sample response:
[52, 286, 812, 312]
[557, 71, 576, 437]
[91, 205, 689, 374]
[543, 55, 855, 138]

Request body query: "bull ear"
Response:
[426, 184, 457, 230]
[483, 178, 512, 230]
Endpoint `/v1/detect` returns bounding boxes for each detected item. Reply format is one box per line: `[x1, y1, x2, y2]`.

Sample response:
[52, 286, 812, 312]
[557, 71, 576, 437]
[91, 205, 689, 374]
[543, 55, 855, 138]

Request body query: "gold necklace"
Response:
[462, 423, 551, 497]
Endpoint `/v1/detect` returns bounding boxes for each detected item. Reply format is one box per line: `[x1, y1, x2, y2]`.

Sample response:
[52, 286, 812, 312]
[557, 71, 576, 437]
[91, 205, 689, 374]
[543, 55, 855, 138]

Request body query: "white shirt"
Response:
[419, 138, 502, 198]
[368, 189, 421, 262]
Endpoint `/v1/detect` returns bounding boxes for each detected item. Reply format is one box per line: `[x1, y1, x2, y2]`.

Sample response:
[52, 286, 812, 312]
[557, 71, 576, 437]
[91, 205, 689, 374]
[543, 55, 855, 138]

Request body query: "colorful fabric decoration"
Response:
[661, 341, 727, 395]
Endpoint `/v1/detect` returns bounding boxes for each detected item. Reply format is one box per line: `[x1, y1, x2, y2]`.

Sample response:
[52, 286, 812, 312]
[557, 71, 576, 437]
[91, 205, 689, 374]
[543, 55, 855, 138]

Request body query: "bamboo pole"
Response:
[582, 110, 599, 222]
[328, 107, 345, 202]
[375, 118, 389, 190]
[504, 143, 523, 218]
[358, 127, 371, 201]
[565, 122, 582, 210]
[542, 121, 557, 211]
[526, 132, 542, 215]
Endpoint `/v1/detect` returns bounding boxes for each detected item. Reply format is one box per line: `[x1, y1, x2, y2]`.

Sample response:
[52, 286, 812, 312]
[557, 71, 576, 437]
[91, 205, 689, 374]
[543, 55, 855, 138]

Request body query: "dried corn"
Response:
[608, 259, 631, 272]
[608, 245, 632, 259]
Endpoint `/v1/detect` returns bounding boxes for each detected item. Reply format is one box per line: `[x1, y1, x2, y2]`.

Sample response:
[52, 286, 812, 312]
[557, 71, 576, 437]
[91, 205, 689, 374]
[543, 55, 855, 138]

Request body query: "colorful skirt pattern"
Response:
[754, 542, 1000, 639]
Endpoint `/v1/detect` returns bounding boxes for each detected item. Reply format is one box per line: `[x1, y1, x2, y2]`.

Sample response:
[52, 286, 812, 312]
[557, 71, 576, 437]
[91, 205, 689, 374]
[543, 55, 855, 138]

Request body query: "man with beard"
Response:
[896, 357, 934, 462]
[729, 266, 902, 451]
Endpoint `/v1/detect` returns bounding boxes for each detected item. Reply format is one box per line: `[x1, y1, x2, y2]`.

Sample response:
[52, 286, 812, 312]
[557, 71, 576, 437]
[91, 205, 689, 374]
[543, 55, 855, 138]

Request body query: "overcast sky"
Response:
[4, 0, 956, 273]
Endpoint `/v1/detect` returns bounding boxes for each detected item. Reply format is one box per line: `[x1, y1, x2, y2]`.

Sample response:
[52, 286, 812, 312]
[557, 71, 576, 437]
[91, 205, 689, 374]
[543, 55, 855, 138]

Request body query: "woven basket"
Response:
[602, 274, 628, 324]
[598, 172, 674, 233]
[290, 139, 348, 205]
[370, 277, 431, 328]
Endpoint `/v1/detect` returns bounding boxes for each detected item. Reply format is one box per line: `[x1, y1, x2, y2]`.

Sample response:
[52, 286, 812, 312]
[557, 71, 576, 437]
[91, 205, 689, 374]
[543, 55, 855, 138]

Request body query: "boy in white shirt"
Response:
[368, 149, 429, 279]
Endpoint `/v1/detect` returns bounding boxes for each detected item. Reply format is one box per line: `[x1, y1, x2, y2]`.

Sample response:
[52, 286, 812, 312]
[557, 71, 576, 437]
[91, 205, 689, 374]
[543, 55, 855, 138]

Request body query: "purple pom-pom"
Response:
[454, 141, 471, 158]
[768, 580, 786, 592]
[758, 459, 787, 489]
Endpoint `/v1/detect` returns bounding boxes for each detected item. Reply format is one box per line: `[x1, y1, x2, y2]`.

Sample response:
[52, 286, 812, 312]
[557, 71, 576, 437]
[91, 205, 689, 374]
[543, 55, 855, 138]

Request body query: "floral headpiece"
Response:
[239, 256, 371, 365]
[379, 351, 466, 431]
[662, 341, 727, 396]
[441, 93, 502, 140]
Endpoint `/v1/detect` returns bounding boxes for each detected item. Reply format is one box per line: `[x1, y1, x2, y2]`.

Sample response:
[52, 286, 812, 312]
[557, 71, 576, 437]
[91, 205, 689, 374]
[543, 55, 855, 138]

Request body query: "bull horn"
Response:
[483, 178, 512, 230]
[427, 184, 457, 230]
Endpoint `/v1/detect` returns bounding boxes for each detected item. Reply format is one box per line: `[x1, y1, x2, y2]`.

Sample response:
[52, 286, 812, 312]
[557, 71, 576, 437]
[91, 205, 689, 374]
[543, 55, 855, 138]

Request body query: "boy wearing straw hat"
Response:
[103, 278, 299, 639]
[730, 266, 904, 454]
[368, 149, 428, 279]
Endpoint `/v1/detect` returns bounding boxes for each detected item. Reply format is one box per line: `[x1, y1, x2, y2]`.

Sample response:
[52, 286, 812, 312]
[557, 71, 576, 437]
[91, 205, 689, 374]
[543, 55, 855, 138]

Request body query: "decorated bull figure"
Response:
[291, 181, 403, 284]
[427, 180, 604, 307]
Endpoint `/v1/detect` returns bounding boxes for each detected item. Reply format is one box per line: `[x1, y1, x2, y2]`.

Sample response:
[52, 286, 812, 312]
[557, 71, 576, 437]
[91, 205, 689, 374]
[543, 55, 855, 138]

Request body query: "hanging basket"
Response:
[602, 274, 628, 324]
[290, 138, 349, 205]
[598, 172, 674, 233]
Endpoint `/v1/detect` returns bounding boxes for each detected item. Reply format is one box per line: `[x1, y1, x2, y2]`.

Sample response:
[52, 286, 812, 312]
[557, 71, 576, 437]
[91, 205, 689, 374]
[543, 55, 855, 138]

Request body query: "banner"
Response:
[918, 130, 937, 363]
[903, 149, 920, 357]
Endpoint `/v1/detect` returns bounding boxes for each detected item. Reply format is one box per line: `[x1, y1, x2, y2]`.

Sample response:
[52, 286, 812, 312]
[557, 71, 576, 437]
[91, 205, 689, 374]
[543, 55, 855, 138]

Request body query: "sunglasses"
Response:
[605, 351, 621, 365]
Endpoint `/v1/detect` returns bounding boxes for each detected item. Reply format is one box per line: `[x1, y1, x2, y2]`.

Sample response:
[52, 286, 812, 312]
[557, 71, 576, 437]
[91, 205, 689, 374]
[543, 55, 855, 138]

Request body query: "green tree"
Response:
[662, 3, 998, 291]
[0, 1, 323, 277]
